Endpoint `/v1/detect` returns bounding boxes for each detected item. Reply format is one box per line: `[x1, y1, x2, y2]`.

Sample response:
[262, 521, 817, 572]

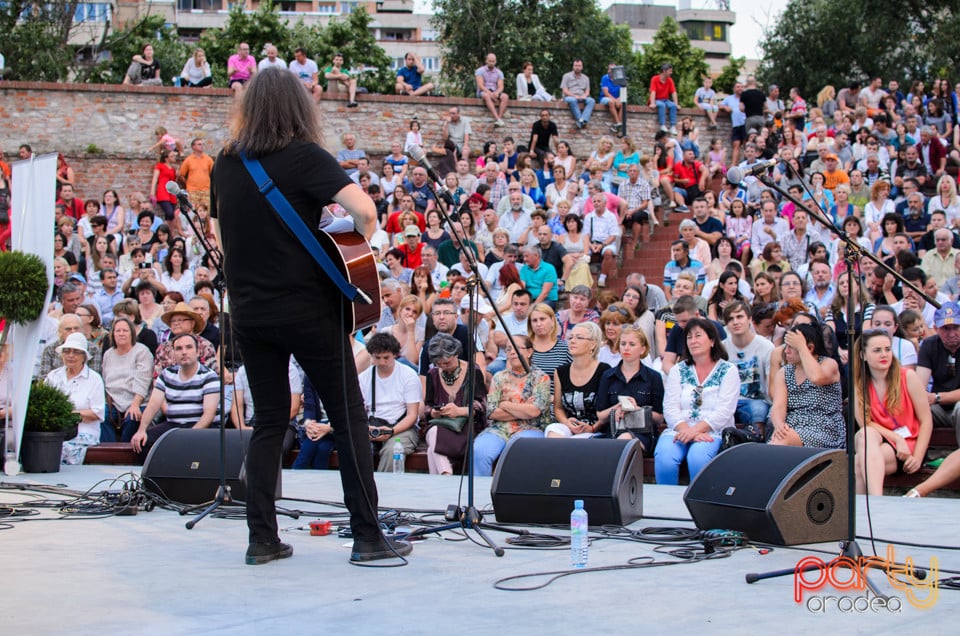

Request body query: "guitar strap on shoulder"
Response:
[240, 151, 372, 305]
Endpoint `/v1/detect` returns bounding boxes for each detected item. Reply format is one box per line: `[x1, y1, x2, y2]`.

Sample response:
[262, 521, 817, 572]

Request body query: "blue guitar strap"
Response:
[240, 151, 369, 304]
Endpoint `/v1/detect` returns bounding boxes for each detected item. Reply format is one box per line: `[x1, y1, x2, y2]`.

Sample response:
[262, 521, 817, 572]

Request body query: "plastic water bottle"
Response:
[570, 499, 588, 568]
[392, 438, 404, 474]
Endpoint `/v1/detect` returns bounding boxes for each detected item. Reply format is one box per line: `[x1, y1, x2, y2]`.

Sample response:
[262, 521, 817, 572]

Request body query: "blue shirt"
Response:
[721, 94, 746, 127]
[600, 75, 621, 100]
[520, 261, 558, 302]
[396, 65, 422, 90]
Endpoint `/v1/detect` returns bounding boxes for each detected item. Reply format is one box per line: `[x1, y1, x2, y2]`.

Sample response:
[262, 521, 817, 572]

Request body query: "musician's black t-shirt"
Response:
[211, 140, 353, 326]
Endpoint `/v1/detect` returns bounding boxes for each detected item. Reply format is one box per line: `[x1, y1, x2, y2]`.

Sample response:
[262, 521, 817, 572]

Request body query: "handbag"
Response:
[429, 416, 468, 433]
[720, 426, 764, 451]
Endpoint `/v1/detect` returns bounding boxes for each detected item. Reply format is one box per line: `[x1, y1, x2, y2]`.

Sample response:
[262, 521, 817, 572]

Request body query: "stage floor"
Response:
[1, 465, 956, 635]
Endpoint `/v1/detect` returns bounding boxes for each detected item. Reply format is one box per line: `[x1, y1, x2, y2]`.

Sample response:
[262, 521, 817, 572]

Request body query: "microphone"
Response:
[726, 158, 779, 185]
[405, 145, 442, 185]
[165, 181, 194, 212]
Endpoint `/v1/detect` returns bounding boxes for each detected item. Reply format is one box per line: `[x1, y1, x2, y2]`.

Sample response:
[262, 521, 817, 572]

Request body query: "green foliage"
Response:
[79, 14, 192, 85]
[311, 8, 396, 95]
[24, 381, 80, 433]
[635, 17, 709, 107]
[758, 0, 960, 98]
[0, 251, 49, 326]
[714, 56, 746, 95]
[432, 0, 636, 101]
[0, 1, 85, 81]
[196, 1, 294, 88]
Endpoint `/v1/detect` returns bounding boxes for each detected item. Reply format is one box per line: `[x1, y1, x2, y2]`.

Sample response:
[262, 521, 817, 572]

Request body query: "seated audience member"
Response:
[395, 52, 434, 97]
[153, 302, 217, 378]
[472, 336, 550, 476]
[594, 327, 664, 452]
[558, 285, 600, 340]
[528, 303, 571, 391]
[853, 329, 932, 495]
[722, 302, 774, 439]
[45, 332, 105, 465]
[545, 322, 610, 438]
[663, 239, 706, 300]
[358, 333, 422, 472]
[904, 447, 960, 497]
[490, 288, 534, 374]
[130, 333, 220, 457]
[661, 295, 727, 375]
[378, 295, 425, 367]
[598, 302, 636, 367]
[656, 318, 739, 484]
[515, 61, 553, 102]
[423, 334, 487, 475]
[869, 305, 918, 369]
[292, 374, 335, 470]
[101, 317, 153, 442]
[769, 323, 846, 448]
[38, 313, 104, 379]
[915, 302, 960, 446]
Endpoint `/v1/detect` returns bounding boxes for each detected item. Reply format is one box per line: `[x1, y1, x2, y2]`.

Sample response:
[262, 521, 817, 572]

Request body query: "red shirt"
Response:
[156, 162, 177, 203]
[672, 160, 703, 187]
[398, 242, 425, 268]
[649, 74, 676, 101]
[58, 197, 85, 220]
[385, 210, 426, 234]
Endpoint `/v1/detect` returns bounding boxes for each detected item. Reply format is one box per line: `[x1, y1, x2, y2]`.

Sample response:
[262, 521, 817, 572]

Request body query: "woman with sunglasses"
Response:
[769, 323, 846, 449]
[655, 317, 739, 484]
[853, 329, 932, 494]
[598, 302, 635, 367]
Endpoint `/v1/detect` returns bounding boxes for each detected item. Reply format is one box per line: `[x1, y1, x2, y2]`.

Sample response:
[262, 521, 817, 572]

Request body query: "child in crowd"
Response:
[148, 126, 183, 159]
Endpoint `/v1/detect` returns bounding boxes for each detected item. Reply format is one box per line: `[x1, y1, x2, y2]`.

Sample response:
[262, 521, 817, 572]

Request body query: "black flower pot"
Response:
[20, 431, 66, 473]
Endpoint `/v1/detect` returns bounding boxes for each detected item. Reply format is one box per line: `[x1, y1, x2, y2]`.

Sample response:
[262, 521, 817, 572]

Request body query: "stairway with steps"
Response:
[601, 207, 692, 297]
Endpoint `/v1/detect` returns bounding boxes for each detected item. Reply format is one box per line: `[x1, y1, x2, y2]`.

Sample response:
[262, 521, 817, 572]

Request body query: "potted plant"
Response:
[19, 381, 80, 473]
[0, 250, 50, 473]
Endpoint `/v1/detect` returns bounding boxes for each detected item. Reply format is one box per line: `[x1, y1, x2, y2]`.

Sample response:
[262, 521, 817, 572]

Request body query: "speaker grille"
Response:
[806, 488, 835, 525]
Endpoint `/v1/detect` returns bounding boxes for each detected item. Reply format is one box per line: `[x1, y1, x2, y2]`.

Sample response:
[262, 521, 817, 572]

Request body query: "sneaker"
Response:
[674, 204, 689, 212]
[610, 124, 621, 134]
[350, 537, 413, 563]
[495, 119, 505, 127]
[903, 489, 921, 498]
[662, 208, 671, 226]
[245, 541, 293, 565]
[660, 125, 668, 133]
[669, 126, 678, 136]
[347, 101, 359, 108]
[708, 122, 717, 130]
[597, 274, 607, 288]
[575, 119, 583, 130]
[926, 457, 945, 469]
[579, 119, 587, 129]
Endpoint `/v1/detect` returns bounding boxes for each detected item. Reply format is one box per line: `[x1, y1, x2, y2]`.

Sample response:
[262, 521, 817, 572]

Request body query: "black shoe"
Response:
[347, 101, 359, 108]
[350, 537, 413, 563]
[245, 541, 293, 565]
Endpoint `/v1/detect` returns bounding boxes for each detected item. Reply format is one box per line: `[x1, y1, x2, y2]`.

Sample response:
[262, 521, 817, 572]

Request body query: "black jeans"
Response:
[233, 320, 380, 544]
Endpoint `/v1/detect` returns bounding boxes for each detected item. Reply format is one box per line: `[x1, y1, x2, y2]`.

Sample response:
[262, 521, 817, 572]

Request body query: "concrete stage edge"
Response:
[1, 466, 955, 635]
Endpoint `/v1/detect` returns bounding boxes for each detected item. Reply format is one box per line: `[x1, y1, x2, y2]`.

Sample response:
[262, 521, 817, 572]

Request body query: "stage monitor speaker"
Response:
[683, 443, 847, 546]
[491, 437, 643, 526]
[142, 428, 281, 505]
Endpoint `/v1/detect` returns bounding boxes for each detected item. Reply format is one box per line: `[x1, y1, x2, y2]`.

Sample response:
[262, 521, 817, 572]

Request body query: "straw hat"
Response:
[161, 301, 206, 334]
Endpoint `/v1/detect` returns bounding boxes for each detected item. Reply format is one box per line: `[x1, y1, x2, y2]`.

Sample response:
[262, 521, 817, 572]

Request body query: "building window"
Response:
[317, 2, 337, 13]
[74, 3, 112, 22]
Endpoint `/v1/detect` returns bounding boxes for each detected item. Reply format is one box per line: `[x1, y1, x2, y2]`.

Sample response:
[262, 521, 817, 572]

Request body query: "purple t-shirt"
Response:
[475, 66, 504, 95]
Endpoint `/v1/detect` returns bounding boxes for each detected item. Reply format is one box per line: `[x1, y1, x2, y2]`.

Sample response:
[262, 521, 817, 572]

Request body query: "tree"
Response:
[0, 1, 93, 81]
[432, 0, 635, 101]
[635, 17, 709, 107]
[714, 56, 746, 95]
[311, 8, 396, 95]
[758, 0, 960, 98]
[80, 15, 192, 85]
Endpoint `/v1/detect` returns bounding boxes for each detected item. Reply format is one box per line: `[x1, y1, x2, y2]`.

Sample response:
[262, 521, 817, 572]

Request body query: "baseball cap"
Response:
[403, 224, 420, 237]
[935, 302, 960, 328]
[824, 153, 839, 161]
[67, 272, 86, 284]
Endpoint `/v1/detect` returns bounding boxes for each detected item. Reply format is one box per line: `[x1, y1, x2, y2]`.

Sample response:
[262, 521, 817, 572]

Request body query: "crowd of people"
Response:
[4, 57, 960, 499]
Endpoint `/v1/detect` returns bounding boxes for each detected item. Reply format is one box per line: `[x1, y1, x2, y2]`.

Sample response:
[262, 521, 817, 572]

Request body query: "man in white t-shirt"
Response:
[358, 333, 422, 472]
[258, 44, 286, 71]
[288, 47, 322, 103]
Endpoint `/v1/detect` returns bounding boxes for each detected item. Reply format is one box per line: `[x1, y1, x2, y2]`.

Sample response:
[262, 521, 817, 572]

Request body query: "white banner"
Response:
[4, 153, 56, 475]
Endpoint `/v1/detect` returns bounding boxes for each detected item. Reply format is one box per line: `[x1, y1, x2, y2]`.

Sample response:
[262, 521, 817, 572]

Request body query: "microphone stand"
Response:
[167, 190, 296, 528]
[403, 148, 529, 555]
[744, 165, 937, 592]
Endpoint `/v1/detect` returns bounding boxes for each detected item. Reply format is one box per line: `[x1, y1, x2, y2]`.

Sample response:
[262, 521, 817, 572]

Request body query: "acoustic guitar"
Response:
[314, 225, 381, 333]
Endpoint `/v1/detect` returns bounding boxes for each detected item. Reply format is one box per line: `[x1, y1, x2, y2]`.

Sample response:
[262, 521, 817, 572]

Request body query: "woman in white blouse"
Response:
[45, 332, 106, 465]
[515, 62, 553, 102]
[655, 317, 740, 484]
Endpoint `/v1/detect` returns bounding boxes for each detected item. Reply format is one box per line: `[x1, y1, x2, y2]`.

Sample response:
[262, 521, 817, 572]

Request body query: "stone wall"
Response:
[0, 81, 730, 201]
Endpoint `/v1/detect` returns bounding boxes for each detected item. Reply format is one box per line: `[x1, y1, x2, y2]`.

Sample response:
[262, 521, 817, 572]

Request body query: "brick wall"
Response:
[0, 81, 730, 202]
